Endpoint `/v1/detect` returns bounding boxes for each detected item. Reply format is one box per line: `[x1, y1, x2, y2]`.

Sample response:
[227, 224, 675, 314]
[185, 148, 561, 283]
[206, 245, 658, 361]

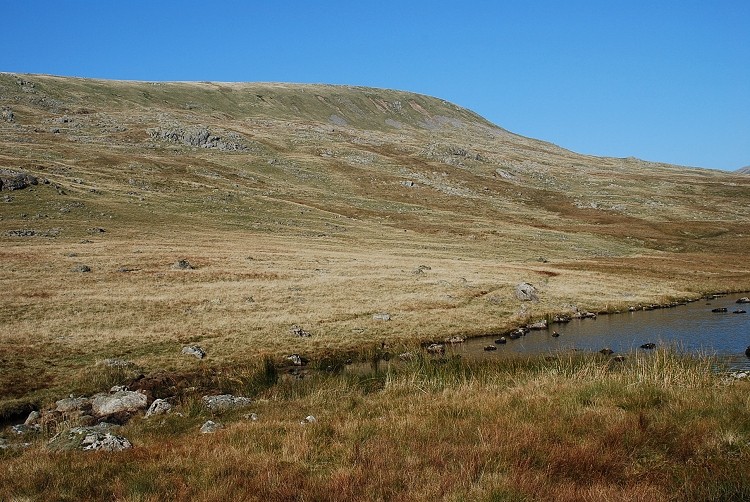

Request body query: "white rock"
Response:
[145, 398, 172, 417]
[300, 415, 317, 425]
[200, 420, 222, 433]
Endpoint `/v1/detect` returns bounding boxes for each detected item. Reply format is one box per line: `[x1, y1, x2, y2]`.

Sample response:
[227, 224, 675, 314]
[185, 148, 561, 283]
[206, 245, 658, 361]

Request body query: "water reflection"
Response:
[455, 295, 750, 370]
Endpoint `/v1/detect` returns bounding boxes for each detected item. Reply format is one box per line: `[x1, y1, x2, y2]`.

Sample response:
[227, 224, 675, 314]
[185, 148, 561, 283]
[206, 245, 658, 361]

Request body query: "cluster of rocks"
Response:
[290, 325, 312, 337]
[0, 170, 41, 191]
[1, 107, 14, 122]
[148, 126, 248, 151]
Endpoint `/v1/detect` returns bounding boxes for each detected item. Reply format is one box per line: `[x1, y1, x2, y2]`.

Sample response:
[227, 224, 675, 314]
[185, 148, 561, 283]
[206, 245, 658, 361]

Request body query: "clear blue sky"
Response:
[2, 1, 748, 171]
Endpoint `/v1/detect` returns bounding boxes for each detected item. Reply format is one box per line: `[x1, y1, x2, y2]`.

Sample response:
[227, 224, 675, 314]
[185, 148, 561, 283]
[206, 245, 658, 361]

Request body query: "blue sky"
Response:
[2, 1, 748, 171]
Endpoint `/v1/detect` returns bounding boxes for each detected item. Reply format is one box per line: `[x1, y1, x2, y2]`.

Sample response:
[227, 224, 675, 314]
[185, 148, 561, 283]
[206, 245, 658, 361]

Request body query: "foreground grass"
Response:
[2, 351, 749, 501]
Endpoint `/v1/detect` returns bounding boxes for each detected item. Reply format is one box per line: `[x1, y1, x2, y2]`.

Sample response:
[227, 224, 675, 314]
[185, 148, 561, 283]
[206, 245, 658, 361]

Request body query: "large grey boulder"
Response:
[515, 283, 539, 302]
[202, 394, 253, 412]
[91, 391, 148, 417]
[48, 426, 132, 452]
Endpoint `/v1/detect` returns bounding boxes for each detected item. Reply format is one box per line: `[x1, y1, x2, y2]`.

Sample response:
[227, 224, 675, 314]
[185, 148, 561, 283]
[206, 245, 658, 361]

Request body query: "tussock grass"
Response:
[2, 352, 750, 501]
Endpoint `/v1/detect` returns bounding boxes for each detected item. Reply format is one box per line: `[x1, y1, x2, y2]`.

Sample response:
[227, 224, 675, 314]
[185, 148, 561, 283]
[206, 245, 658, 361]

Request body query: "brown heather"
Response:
[1, 73, 749, 500]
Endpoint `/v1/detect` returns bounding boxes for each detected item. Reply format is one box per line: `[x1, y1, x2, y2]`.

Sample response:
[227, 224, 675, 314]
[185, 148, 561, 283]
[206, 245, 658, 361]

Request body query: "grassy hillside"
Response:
[1, 73, 750, 500]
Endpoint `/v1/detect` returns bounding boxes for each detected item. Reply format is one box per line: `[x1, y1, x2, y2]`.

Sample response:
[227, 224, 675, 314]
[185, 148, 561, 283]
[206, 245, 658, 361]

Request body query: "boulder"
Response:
[200, 420, 222, 433]
[527, 319, 548, 330]
[515, 283, 538, 302]
[145, 398, 172, 417]
[56, 397, 90, 413]
[48, 426, 132, 452]
[202, 394, 253, 412]
[182, 345, 206, 359]
[91, 391, 147, 417]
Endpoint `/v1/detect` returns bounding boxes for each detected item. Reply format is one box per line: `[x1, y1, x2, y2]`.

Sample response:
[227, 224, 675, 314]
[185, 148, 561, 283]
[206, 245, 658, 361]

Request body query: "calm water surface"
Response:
[454, 294, 750, 370]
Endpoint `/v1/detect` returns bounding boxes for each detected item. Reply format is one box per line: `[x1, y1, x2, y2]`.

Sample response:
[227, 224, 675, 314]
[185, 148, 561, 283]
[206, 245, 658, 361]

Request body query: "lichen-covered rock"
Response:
[202, 394, 252, 412]
[48, 426, 132, 452]
[145, 398, 172, 417]
[91, 391, 147, 417]
[56, 397, 90, 413]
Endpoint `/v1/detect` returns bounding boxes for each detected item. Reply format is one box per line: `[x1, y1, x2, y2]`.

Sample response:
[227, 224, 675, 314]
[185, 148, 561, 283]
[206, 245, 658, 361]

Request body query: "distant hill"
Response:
[737, 166, 750, 174]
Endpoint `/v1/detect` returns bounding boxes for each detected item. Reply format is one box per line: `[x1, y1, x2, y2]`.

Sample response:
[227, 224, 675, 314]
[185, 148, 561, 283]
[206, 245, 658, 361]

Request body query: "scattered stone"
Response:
[599, 348, 614, 356]
[173, 259, 194, 270]
[91, 390, 147, 417]
[628, 306, 637, 312]
[527, 319, 548, 330]
[412, 264, 431, 274]
[613, 355, 627, 362]
[12, 424, 39, 435]
[200, 420, 222, 434]
[552, 315, 572, 323]
[398, 352, 416, 361]
[729, 371, 748, 380]
[145, 399, 172, 417]
[182, 345, 206, 359]
[445, 336, 465, 344]
[551, 331, 561, 338]
[300, 415, 317, 425]
[1, 107, 14, 122]
[109, 385, 128, 393]
[425, 343, 445, 355]
[515, 283, 538, 302]
[711, 307, 728, 313]
[290, 325, 312, 337]
[202, 394, 253, 412]
[245, 413, 258, 421]
[71, 264, 91, 273]
[102, 358, 133, 367]
[495, 337, 507, 344]
[88, 227, 106, 234]
[48, 426, 132, 452]
[640, 343, 656, 350]
[737, 297, 750, 304]
[56, 396, 90, 413]
[483, 345, 497, 351]
[401, 180, 415, 188]
[373, 313, 391, 321]
[733, 310, 747, 314]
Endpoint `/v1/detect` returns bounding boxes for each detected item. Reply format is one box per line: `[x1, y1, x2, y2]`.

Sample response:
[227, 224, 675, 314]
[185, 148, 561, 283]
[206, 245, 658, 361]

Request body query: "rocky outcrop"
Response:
[148, 126, 248, 151]
[0, 170, 39, 191]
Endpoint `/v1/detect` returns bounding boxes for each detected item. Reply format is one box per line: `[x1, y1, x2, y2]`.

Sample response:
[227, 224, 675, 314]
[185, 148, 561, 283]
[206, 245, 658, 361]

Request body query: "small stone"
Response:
[445, 336, 465, 344]
[182, 345, 206, 359]
[245, 413, 258, 421]
[483, 345, 497, 351]
[286, 354, 305, 366]
[173, 259, 194, 270]
[300, 415, 317, 425]
[145, 399, 172, 417]
[599, 348, 614, 356]
[71, 264, 92, 273]
[200, 420, 222, 433]
[373, 313, 391, 321]
[425, 343, 445, 355]
[110, 385, 128, 393]
[290, 325, 312, 337]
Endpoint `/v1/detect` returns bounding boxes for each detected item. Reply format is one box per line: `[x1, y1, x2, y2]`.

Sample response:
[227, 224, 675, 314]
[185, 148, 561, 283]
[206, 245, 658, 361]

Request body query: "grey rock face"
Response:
[182, 345, 206, 359]
[202, 394, 253, 412]
[149, 126, 248, 151]
[515, 283, 538, 302]
[48, 426, 132, 452]
[91, 391, 148, 417]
